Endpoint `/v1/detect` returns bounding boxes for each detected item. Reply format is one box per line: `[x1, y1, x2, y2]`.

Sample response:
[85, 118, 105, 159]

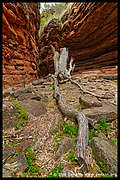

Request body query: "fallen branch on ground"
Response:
[62, 74, 110, 99]
[52, 45, 89, 173]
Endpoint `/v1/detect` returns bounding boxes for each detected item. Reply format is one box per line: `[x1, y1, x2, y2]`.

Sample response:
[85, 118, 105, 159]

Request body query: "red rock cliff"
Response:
[2, 2, 40, 89]
[2, 2, 118, 88]
[39, 2, 118, 76]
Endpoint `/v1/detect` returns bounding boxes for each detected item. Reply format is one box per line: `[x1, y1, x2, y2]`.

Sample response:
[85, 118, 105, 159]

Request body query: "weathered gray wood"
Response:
[59, 47, 68, 75]
[52, 45, 109, 99]
[53, 76, 89, 173]
[52, 46, 89, 173]
[68, 57, 75, 76]
[63, 74, 110, 99]
[51, 45, 59, 75]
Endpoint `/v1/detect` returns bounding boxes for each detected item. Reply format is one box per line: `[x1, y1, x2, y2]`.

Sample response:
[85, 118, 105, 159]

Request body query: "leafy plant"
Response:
[99, 161, 107, 173]
[7, 141, 18, 147]
[50, 83, 55, 90]
[69, 117, 77, 125]
[50, 118, 78, 143]
[24, 147, 45, 177]
[41, 17, 46, 24]
[88, 128, 98, 143]
[13, 103, 28, 130]
[99, 119, 111, 134]
[14, 124, 20, 130]
[47, 165, 63, 178]
[99, 119, 108, 128]
[63, 124, 78, 141]
[99, 174, 116, 178]
[2, 159, 6, 166]
[67, 150, 77, 165]
[88, 119, 111, 143]
[111, 139, 117, 147]
[10, 157, 16, 164]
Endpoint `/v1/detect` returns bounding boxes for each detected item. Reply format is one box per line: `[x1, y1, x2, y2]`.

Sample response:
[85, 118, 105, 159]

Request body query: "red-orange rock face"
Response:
[2, 2, 40, 89]
[39, 2, 118, 76]
[2, 2, 118, 89]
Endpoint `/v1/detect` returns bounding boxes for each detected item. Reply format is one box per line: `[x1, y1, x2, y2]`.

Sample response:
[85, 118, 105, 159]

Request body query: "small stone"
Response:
[32, 79, 44, 86]
[3, 88, 14, 97]
[31, 96, 41, 101]
[13, 90, 24, 98]
[24, 86, 33, 93]
[43, 82, 53, 85]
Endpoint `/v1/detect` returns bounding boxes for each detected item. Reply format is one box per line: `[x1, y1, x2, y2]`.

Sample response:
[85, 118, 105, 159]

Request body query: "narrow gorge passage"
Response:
[2, 2, 118, 178]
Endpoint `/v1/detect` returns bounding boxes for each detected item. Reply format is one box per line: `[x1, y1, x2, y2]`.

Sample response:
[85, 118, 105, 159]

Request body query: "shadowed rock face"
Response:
[2, 2, 118, 88]
[39, 2, 118, 76]
[2, 2, 40, 89]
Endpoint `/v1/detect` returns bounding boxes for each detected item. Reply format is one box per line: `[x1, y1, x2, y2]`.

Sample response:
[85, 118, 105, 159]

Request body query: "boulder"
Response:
[3, 152, 29, 174]
[90, 136, 117, 174]
[82, 103, 117, 123]
[55, 136, 74, 160]
[3, 103, 19, 130]
[3, 145, 16, 160]
[18, 99, 47, 117]
[79, 94, 102, 108]
[99, 75, 117, 80]
[3, 87, 14, 97]
[13, 87, 33, 98]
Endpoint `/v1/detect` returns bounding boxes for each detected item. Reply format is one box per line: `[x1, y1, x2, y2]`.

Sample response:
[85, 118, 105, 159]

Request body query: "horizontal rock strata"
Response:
[39, 2, 118, 77]
[2, 2, 118, 88]
[2, 2, 40, 89]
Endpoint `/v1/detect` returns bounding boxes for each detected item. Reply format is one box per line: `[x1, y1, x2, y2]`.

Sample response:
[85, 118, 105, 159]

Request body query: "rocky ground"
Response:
[2, 69, 118, 178]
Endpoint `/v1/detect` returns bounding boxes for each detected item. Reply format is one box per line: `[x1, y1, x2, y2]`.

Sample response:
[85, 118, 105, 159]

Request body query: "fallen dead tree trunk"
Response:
[51, 45, 89, 173]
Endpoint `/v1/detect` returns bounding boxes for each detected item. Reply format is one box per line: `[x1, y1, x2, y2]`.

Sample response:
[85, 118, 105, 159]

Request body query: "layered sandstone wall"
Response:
[39, 2, 118, 76]
[2, 2, 118, 89]
[2, 2, 40, 89]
